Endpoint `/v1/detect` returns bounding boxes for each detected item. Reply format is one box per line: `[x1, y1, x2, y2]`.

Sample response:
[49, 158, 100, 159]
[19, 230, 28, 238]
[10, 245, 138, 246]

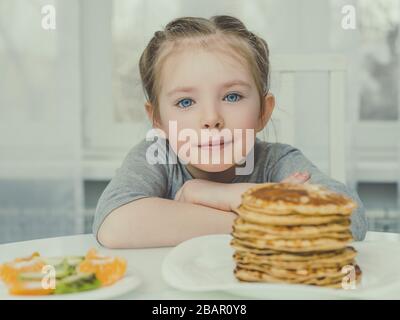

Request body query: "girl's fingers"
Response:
[280, 171, 298, 182]
[280, 176, 297, 184]
[281, 172, 311, 184]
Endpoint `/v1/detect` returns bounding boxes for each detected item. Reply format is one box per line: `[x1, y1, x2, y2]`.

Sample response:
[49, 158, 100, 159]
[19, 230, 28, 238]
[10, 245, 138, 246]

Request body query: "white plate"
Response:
[162, 234, 400, 299]
[0, 267, 141, 300]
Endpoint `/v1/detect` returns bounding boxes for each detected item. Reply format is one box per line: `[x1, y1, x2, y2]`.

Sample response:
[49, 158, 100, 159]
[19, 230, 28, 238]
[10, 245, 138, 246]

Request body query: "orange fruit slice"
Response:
[8, 280, 54, 296]
[0, 252, 44, 286]
[78, 248, 127, 286]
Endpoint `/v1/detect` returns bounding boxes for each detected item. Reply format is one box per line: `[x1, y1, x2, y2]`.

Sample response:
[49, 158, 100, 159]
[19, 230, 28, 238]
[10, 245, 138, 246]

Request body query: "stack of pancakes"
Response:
[231, 183, 362, 288]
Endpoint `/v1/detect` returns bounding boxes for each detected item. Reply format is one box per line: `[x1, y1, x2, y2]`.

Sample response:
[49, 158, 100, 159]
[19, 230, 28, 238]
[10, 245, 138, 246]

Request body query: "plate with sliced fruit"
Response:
[0, 249, 141, 299]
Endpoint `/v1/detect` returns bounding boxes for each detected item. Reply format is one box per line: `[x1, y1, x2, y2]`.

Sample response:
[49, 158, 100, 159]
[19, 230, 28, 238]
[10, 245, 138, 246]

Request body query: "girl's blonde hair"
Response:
[139, 15, 270, 123]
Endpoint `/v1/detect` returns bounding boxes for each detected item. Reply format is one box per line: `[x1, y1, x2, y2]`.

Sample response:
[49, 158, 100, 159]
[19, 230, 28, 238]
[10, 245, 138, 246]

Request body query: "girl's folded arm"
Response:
[97, 197, 237, 249]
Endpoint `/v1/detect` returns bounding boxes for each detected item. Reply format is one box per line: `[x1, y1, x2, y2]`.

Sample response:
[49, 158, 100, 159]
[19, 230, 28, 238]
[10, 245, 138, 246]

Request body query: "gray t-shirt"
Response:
[93, 137, 368, 241]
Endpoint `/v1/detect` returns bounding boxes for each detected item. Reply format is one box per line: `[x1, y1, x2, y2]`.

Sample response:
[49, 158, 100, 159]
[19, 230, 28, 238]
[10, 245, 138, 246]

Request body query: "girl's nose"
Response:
[201, 107, 225, 129]
[203, 120, 224, 129]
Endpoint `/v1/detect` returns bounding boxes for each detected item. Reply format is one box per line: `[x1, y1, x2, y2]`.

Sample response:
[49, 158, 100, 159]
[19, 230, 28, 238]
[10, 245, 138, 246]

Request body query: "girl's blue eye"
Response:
[176, 98, 194, 109]
[176, 94, 242, 108]
[224, 93, 242, 102]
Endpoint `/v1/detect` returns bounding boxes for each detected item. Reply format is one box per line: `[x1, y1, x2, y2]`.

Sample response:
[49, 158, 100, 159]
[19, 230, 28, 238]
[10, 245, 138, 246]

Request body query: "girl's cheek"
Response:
[228, 110, 260, 130]
[229, 102, 259, 129]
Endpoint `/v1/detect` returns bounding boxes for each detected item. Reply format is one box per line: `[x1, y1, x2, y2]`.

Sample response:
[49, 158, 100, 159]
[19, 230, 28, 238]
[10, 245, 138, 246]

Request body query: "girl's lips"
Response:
[197, 140, 232, 149]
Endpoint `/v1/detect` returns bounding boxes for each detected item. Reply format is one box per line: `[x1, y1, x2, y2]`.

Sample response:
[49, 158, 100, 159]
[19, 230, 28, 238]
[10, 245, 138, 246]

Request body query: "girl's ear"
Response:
[256, 93, 275, 132]
[145, 101, 161, 129]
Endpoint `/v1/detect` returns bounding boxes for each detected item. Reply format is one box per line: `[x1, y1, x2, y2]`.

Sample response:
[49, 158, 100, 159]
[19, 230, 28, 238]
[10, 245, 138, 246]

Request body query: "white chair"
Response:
[257, 54, 347, 183]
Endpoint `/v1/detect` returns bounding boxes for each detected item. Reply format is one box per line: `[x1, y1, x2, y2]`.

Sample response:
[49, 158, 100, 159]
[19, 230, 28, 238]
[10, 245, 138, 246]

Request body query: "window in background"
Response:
[357, 0, 400, 232]
[330, 0, 400, 233]
[358, 182, 400, 232]
[358, 0, 400, 121]
[0, 0, 83, 243]
[112, 0, 179, 123]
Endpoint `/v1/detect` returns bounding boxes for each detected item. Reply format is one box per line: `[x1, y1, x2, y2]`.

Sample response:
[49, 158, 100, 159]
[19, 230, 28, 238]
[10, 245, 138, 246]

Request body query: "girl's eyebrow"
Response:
[221, 80, 251, 90]
[166, 80, 251, 97]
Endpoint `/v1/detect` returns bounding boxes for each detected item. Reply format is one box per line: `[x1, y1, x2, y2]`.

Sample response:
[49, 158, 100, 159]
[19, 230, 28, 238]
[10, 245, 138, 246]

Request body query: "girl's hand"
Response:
[174, 179, 257, 212]
[174, 172, 311, 212]
[225, 172, 310, 209]
[280, 171, 311, 184]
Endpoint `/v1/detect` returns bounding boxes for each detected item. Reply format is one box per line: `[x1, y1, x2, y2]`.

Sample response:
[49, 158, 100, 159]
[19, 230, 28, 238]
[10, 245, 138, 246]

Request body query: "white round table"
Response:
[0, 231, 399, 299]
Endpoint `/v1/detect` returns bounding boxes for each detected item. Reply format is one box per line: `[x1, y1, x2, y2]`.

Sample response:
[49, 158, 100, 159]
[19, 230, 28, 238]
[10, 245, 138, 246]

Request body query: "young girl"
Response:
[93, 15, 367, 248]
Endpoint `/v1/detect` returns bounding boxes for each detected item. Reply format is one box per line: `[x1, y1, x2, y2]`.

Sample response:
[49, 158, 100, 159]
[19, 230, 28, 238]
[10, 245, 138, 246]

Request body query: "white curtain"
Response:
[0, 0, 83, 243]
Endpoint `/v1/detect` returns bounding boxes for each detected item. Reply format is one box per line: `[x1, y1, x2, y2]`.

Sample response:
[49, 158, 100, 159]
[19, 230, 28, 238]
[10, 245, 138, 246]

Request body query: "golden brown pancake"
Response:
[230, 182, 362, 288]
[232, 229, 353, 241]
[235, 262, 347, 280]
[233, 247, 357, 268]
[234, 205, 349, 226]
[231, 238, 357, 260]
[240, 183, 357, 215]
[233, 217, 351, 236]
[231, 236, 352, 253]
[234, 264, 362, 288]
